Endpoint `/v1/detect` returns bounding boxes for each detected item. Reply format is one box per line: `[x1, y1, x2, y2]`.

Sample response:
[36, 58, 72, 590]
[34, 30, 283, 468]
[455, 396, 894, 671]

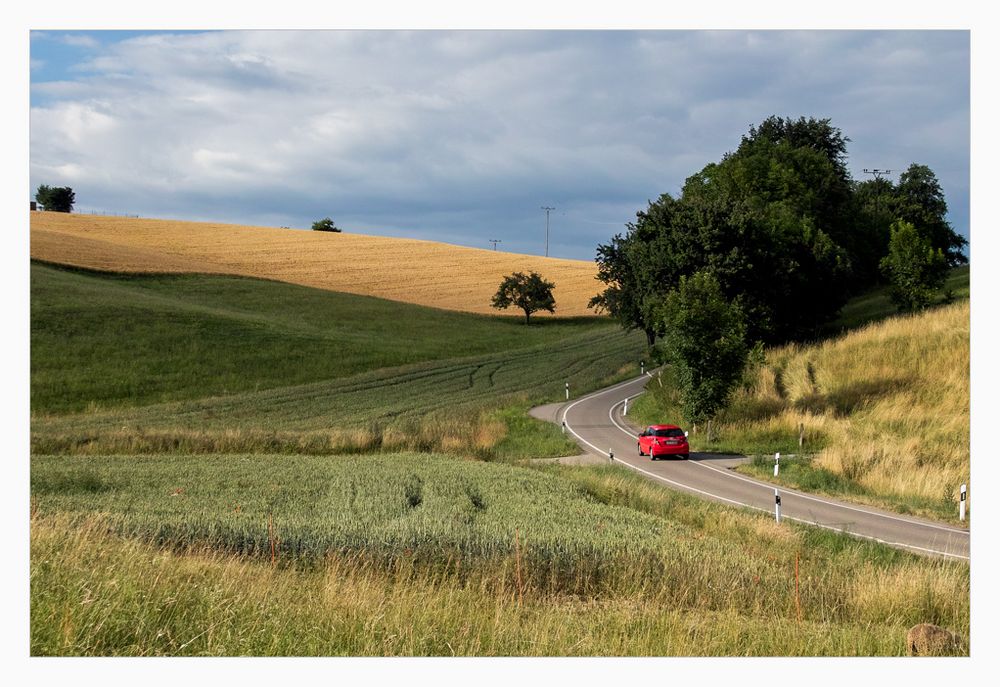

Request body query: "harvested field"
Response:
[30, 212, 602, 316]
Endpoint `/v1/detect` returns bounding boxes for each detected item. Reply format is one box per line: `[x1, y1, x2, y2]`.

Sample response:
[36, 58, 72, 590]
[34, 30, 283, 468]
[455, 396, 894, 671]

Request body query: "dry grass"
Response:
[741, 301, 968, 508]
[30, 212, 601, 316]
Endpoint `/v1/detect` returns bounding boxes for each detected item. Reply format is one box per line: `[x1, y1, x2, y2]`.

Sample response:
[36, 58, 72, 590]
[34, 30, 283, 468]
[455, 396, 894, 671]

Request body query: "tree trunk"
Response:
[523, 309, 531, 325]
[645, 329, 656, 347]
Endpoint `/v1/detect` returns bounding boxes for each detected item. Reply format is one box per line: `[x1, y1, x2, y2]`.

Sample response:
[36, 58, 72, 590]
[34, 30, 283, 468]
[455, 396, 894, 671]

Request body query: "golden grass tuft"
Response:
[30, 212, 602, 316]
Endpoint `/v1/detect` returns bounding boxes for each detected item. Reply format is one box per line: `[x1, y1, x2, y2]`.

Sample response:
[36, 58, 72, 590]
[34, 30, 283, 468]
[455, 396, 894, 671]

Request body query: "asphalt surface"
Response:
[533, 374, 970, 561]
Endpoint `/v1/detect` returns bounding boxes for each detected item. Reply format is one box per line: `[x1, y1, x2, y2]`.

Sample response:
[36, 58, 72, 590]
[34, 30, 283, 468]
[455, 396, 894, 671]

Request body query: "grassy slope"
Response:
[632, 272, 970, 522]
[31, 262, 612, 414]
[30, 454, 968, 656]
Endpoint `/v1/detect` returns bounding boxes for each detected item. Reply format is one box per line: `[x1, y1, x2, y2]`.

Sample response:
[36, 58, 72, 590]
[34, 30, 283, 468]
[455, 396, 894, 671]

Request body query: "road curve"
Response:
[541, 374, 970, 561]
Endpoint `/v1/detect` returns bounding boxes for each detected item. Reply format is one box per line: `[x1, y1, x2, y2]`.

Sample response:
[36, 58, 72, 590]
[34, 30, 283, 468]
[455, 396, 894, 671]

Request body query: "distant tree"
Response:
[491, 271, 556, 325]
[311, 217, 340, 232]
[35, 185, 75, 213]
[880, 219, 948, 312]
[654, 270, 748, 424]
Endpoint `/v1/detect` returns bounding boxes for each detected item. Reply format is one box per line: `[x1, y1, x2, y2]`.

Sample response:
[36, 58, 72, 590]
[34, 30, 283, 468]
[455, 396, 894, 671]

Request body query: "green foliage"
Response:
[592, 117, 967, 347]
[654, 271, 748, 424]
[880, 219, 948, 312]
[491, 271, 556, 325]
[893, 164, 967, 266]
[35, 184, 75, 212]
[311, 217, 340, 232]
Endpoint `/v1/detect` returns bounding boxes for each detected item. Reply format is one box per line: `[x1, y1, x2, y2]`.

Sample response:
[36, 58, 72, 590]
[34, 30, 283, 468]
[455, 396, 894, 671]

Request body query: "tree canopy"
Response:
[35, 185, 75, 213]
[491, 271, 556, 325]
[311, 217, 340, 232]
[591, 116, 965, 346]
[880, 219, 949, 312]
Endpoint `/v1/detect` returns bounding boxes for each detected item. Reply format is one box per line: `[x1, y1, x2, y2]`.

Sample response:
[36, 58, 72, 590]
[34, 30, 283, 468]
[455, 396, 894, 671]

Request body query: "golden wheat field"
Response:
[29, 212, 603, 316]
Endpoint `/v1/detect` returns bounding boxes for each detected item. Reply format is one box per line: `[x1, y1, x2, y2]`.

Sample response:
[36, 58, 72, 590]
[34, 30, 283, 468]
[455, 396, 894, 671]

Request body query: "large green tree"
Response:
[35, 185, 75, 213]
[880, 219, 948, 312]
[892, 163, 967, 266]
[491, 271, 556, 325]
[654, 270, 748, 424]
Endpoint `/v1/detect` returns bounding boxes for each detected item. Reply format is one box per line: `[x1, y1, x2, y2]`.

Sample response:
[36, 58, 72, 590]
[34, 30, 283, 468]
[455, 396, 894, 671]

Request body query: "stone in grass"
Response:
[906, 623, 966, 656]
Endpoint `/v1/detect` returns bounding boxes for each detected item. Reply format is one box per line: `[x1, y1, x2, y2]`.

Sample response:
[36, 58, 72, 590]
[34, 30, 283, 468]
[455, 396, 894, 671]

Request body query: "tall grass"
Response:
[634, 300, 970, 521]
[30, 457, 969, 656]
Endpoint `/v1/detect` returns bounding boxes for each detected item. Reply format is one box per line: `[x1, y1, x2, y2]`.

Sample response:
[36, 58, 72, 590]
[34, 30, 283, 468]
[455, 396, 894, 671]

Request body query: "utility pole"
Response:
[541, 206, 555, 257]
[863, 168, 893, 216]
[489, 239, 501, 251]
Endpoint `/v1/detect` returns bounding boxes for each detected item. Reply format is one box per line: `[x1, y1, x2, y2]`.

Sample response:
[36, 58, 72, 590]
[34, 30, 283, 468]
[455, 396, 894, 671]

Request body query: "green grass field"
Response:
[31, 262, 619, 414]
[31, 454, 969, 656]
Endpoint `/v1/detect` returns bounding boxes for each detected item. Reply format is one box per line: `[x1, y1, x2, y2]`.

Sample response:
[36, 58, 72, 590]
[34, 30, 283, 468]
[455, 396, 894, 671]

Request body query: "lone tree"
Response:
[311, 217, 340, 232]
[35, 185, 75, 212]
[654, 270, 748, 425]
[880, 219, 948, 312]
[491, 271, 556, 325]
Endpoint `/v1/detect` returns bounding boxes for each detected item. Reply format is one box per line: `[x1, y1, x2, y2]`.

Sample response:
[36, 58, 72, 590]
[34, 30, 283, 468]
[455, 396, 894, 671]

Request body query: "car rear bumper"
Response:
[650, 444, 688, 457]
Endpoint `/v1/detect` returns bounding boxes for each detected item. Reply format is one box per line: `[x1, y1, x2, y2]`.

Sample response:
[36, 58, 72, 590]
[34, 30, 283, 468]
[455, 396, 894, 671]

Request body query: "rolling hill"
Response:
[29, 212, 602, 316]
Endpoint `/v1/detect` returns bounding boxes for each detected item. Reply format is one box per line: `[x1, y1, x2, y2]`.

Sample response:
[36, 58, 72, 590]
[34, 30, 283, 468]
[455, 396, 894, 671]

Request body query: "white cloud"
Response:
[28, 30, 970, 258]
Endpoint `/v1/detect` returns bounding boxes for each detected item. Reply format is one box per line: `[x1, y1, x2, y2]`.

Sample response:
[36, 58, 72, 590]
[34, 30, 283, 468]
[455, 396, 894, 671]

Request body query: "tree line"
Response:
[590, 115, 966, 423]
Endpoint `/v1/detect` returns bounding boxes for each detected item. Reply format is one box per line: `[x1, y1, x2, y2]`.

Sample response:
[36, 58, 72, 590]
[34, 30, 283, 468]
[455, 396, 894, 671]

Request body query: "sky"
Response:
[28, 29, 970, 261]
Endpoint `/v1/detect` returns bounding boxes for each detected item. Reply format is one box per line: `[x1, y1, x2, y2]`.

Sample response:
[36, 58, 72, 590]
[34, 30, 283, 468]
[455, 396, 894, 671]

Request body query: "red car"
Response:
[637, 424, 689, 460]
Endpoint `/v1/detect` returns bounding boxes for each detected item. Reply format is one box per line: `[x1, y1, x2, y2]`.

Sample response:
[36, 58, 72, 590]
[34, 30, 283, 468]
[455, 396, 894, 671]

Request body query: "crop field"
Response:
[30, 454, 969, 656]
[632, 299, 970, 521]
[31, 262, 644, 457]
[30, 212, 602, 316]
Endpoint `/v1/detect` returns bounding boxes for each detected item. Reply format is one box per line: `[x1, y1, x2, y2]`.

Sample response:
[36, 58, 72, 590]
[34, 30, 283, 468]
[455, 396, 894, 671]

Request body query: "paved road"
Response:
[534, 374, 970, 561]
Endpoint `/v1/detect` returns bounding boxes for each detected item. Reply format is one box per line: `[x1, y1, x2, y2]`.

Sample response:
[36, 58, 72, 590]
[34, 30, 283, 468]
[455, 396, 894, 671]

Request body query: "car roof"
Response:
[648, 424, 682, 430]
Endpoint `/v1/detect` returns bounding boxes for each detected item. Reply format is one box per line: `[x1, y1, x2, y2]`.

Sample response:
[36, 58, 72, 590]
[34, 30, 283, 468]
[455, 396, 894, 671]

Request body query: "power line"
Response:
[541, 206, 555, 257]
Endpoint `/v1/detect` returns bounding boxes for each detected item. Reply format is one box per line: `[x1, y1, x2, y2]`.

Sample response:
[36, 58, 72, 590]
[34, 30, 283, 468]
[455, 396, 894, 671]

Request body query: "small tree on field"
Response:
[491, 271, 556, 325]
[311, 217, 340, 232]
[880, 219, 948, 312]
[35, 185, 75, 212]
[654, 270, 748, 425]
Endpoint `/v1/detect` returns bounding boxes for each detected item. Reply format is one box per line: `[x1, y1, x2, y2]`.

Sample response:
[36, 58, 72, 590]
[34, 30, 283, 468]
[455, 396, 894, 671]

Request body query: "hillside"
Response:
[634, 299, 970, 520]
[29, 212, 602, 316]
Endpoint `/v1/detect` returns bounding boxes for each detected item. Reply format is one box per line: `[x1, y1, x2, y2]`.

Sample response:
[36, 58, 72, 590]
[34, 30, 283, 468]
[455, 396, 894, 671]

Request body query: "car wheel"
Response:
[682, 453, 689, 460]
[637, 443, 643, 456]
[651, 453, 658, 461]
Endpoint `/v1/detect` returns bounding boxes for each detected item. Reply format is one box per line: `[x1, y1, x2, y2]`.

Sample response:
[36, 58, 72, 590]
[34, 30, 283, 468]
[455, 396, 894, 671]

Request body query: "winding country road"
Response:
[533, 374, 970, 561]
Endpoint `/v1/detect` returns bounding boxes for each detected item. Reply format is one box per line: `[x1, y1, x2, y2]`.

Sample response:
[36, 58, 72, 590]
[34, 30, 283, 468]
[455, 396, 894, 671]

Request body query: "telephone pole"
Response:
[541, 206, 555, 257]
[489, 239, 501, 251]
[863, 168, 893, 215]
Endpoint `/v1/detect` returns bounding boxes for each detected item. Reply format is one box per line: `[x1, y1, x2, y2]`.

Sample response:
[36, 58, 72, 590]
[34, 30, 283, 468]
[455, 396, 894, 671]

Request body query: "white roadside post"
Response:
[623, 398, 628, 416]
[565, 382, 569, 401]
[774, 452, 780, 477]
[960, 484, 967, 521]
[609, 449, 614, 463]
[641, 361, 645, 376]
[561, 420, 566, 435]
[774, 489, 782, 523]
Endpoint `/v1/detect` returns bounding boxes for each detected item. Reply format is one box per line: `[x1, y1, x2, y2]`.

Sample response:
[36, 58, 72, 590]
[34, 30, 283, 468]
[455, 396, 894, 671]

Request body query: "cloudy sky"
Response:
[29, 29, 970, 260]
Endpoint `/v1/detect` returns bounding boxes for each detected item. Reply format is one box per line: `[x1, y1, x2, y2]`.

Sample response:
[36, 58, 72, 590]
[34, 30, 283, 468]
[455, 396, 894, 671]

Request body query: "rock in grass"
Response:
[906, 623, 965, 656]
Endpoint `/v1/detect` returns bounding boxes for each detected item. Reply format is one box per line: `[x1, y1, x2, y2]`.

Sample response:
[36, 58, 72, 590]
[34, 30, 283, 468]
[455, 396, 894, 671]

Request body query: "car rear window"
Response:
[652, 428, 684, 438]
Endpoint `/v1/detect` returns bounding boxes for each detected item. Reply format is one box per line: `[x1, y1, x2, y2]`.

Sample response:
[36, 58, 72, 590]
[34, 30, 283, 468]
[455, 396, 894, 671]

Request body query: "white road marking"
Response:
[559, 377, 969, 560]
